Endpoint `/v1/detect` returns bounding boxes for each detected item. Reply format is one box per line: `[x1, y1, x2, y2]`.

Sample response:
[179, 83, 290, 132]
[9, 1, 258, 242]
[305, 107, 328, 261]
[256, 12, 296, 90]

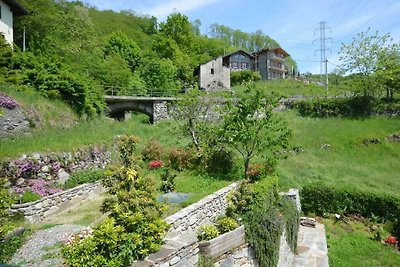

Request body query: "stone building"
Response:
[195, 56, 231, 91]
[256, 47, 289, 80]
[195, 47, 290, 90]
[0, 0, 28, 45]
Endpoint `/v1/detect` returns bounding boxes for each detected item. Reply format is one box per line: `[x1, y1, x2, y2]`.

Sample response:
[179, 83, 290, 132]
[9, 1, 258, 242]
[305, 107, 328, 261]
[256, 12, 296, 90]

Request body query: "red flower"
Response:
[383, 236, 398, 245]
[149, 160, 163, 169]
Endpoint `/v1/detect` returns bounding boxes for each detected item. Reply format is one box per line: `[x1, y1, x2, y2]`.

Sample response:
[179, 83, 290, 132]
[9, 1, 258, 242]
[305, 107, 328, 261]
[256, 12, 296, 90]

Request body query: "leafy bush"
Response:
[159, 169, 176, 193]
[141, 138, 163, 161]
[246, 164, 263, 182]
[292, 96, 397, 118]
[301, 182, 400, 235]
[225, 180, 256, 220]
[62, 135, 168, 266]
[63, 169, 106, 189]
[215, 216, 239, 234]
[19, 191, 41, 203]
[196, 224, 220, 241]
[0, 232, 29, 263]
[231, 70, 261, 86]
[205, 147, 235, 174]
[167, 148, 189, 171]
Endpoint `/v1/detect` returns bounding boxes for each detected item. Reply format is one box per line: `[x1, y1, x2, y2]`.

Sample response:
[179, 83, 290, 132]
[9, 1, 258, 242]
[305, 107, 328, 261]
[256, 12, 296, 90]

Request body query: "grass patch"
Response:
[277, 110, 400, 196]
[323, 217, 399, 267]
[0, 114, 187, 159]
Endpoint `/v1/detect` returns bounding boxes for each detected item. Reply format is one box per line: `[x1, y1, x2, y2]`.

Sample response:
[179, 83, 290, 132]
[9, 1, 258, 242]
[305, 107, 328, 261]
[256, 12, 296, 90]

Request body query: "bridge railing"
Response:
[104, 86, 184, 98]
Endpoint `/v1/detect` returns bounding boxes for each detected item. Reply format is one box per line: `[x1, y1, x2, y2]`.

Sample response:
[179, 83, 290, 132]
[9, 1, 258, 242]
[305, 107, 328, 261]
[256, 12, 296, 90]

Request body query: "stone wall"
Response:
[153, 101, 169, 123]
[10, 182, 102, 223]
[0, 145, 111, 193]
[132, 185, 301, 267]
[165, 183, 238, 235]
[132, 183, 238, 267]
[0, 107, 30, 138]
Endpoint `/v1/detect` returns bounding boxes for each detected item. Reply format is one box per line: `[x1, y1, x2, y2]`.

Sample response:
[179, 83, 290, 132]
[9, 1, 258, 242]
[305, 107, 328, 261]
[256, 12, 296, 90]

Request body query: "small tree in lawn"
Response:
[221, 86, 291, 179]
[171, 89, 221, 150]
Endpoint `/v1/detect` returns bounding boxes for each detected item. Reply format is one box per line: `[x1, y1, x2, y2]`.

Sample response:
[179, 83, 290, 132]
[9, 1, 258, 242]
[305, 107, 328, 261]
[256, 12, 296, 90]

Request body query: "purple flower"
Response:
[14, 187, 25, 194]
[0, 92, 19, 109]
[52, 162, 61, 173]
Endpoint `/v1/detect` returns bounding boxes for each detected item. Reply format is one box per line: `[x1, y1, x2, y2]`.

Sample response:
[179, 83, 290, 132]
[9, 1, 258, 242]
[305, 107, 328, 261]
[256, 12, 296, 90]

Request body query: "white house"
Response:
[0, 0, 28, 45]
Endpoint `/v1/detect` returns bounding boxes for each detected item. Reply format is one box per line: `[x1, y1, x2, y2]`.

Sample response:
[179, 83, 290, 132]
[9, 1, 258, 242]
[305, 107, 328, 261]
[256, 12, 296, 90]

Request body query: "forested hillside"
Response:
[2, 0, 295, 117]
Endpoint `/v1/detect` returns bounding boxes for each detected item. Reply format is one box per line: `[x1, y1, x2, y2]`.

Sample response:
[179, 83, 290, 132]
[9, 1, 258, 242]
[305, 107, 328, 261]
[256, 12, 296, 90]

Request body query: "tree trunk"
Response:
[244, 157, 250, 179]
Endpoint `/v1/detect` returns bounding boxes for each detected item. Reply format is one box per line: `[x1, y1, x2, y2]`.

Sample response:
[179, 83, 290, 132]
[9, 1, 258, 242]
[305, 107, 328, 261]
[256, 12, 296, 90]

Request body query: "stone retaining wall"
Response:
[165, 183, 238, 235]
[10, 182, 102, 223]
[132, 185, 301, 267]
[0, 145, 111, 193]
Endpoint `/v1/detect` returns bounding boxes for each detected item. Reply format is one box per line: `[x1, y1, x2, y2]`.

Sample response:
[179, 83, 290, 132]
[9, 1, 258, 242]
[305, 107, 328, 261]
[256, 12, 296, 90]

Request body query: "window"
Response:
[210, 68, 214, 75]
[0, 5, 2, 19]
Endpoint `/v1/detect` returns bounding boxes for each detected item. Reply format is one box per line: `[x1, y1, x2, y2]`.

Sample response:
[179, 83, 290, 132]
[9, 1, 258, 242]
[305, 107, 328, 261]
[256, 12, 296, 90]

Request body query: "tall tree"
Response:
[339, 29, 398, 97]
[222, 86, 291, 178]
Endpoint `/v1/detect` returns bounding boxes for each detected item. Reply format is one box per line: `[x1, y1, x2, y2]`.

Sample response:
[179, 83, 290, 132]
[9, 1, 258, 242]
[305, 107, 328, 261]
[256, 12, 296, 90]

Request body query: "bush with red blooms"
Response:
[149, 160, 163, 169]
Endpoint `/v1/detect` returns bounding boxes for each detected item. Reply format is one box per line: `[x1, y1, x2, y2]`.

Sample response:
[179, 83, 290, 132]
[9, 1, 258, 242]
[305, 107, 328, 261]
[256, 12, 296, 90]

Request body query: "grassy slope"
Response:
[323, 217, 399, 267]
[277, 111, 400, 196]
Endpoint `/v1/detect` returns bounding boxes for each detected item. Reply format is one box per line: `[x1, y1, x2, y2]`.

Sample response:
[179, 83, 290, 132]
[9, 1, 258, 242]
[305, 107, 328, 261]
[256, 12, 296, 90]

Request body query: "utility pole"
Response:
[313, 21, 332, 91]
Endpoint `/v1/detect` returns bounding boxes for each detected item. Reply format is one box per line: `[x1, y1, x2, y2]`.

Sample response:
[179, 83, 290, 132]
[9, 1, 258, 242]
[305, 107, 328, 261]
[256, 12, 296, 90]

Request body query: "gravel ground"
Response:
[9, 224, 87, 267]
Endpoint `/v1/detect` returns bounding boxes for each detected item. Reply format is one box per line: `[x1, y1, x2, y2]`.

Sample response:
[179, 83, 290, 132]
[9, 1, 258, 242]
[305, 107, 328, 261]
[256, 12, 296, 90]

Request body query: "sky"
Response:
[77, 0, 400, 74]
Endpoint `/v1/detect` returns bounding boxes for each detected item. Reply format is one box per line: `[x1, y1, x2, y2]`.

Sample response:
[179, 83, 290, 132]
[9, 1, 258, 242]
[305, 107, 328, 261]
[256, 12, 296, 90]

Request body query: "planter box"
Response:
[198, 225, 245, 258]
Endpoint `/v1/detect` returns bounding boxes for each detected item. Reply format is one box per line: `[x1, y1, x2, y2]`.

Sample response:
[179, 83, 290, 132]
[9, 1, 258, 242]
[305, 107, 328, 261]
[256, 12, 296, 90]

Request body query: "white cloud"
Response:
[143, 0, 222, 20]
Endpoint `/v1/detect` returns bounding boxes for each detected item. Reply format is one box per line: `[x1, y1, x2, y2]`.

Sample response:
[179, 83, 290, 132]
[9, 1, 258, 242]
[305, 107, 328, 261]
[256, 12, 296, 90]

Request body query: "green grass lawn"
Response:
[232, 79, 349, 98]
[323, 217, 400, 267]
[276, 111, 400, 196]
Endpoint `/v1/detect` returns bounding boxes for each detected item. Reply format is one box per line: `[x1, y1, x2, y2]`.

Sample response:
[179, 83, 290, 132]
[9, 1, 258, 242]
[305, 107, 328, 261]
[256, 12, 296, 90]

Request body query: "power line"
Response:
[313, 21, 333, 90]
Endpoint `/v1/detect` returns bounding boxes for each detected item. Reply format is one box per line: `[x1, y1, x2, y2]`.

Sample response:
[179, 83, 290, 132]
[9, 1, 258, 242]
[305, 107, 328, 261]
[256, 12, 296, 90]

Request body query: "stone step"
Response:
[291, 223, 329, 267]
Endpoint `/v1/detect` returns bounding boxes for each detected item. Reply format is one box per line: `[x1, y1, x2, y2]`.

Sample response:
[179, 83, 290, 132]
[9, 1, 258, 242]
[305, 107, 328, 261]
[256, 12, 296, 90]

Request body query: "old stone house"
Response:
[0, 0, 28, 45]
[196, 47, 290, 90]
[195, 57, 231, 91]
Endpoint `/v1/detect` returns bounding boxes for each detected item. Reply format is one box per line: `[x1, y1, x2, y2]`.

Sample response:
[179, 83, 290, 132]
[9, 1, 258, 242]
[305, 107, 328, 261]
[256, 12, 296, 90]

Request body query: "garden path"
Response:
[291, 223, 329, 267]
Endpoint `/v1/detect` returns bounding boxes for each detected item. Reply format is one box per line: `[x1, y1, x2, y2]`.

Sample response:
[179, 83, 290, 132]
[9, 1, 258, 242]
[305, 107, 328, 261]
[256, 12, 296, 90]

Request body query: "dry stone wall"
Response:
[0, 145, 111, 193]
[132, 185, 301, 267]
[10, 182, 102, 223]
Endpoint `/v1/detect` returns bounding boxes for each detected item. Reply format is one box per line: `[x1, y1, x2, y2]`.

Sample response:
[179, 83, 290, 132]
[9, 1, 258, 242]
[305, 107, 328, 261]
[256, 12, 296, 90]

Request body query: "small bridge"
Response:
[104, 95, 176, 123]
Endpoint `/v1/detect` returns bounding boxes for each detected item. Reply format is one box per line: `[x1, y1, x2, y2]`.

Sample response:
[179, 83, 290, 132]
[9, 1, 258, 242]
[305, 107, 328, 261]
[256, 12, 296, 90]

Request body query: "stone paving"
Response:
[292, 223, 329, 267]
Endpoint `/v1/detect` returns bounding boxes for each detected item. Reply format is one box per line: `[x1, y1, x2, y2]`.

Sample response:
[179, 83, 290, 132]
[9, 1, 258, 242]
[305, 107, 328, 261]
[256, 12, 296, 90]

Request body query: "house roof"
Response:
[222, 49, 255, 59]
[3, 0, 29, 16]
[255, 47, 290, 57]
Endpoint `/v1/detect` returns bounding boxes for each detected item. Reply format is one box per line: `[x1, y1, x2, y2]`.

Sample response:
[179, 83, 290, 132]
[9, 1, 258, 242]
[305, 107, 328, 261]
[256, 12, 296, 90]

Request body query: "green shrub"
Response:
[231, 70, 261, 86]
[215, 216, 239, 234]
[159, 169, 176, 193]
[0, 231, 29, 263]
[292, 96, 400, 118]
[62, 135, 168, 266]
[197, 224, 220, 241]
[205, 147, 235, 174]
[167, 148, 189, 171]
[141, 138, 163, 161]
[63, 169, 106, 189]
[19, 191, 41, 203]
[301, 182, 400, 235]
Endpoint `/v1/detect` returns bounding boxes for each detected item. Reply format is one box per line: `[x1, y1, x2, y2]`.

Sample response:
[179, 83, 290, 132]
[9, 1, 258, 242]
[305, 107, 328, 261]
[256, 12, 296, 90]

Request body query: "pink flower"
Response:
[149, 160, 163, 169]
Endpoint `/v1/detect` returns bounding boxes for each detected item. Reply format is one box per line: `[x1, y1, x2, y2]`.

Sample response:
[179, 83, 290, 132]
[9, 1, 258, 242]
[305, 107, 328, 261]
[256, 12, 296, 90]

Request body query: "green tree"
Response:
[222, 86, 291, 178]
[159, 13, 194, 52]
[339, 29, 398, 97]
[376, 44, 400, 100]
[104, 32, 142, 72]
[171, 89, 220, 149]
[141, 57, 179, 94]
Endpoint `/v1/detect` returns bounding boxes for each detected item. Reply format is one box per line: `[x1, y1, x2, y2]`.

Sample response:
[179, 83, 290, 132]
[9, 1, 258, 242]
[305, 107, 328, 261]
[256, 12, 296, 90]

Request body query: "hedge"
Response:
[301, 182, 400, 236]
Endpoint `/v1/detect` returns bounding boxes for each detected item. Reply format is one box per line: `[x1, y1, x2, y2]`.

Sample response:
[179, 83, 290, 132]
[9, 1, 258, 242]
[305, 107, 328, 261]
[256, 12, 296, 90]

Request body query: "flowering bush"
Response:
[383, 236, 398, 246]
[148, 160, 163, 169]
[246, 164, 262, 181]
[0, 92, 19, 109]
[168, 148, 189, 171]
[141, 138, 163, 161]
[17, 178, 63, 198]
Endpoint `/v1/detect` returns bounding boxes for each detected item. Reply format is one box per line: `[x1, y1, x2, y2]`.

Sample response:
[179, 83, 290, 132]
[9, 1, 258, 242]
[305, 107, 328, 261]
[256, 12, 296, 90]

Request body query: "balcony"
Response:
[270, 53, 285, 62]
